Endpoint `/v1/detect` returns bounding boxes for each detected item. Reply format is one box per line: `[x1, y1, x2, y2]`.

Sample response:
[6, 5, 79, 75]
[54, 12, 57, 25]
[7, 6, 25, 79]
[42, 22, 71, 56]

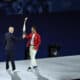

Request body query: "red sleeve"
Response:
[26, 33, 32, 39]
[34, 34, 41, 49]
[38, 34, 41, 46]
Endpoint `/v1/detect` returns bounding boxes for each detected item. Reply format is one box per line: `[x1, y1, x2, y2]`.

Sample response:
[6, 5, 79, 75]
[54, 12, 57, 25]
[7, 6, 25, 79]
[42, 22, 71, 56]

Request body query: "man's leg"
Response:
[11, 60, 16, 71]
[6, 52, 10, 70]
[27, 46, 32, 70]
[27, 46, 37, 71]
[31, 49, 37, 68]
[30, 46, 37, 68]
[10, 51, 16, 71]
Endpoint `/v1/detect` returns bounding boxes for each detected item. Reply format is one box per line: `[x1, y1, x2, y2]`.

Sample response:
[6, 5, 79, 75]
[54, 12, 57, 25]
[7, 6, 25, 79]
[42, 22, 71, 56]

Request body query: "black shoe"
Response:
[12, 68, 16, 71]
[27, 67, 32, 71]
[33, 66, 38, 69]
[6, 68, 9, 71]
[6, 67, 9, 70]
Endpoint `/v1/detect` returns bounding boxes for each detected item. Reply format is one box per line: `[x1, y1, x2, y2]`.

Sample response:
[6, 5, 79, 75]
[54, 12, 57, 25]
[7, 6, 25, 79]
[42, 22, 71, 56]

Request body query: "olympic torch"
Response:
[23, 17, 28, 34]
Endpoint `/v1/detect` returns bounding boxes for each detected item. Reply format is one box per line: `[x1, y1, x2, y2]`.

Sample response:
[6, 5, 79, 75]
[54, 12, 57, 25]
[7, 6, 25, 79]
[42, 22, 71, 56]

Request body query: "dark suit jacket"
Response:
[4, 32, 18, 51]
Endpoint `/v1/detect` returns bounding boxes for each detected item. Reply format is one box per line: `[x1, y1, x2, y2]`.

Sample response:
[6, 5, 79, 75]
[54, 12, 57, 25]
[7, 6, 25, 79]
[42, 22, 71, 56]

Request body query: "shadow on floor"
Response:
[7, 70, 21, 80]
[33, 69, 49, 80]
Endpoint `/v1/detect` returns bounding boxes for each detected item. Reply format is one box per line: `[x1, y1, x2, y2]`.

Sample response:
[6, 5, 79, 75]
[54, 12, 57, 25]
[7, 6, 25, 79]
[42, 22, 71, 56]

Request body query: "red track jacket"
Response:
[25, 32, 41, 50]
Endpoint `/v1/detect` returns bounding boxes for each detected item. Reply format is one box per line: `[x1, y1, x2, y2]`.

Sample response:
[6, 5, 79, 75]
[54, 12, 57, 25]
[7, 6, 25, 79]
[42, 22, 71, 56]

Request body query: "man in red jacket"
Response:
[23, 26, 41, 71]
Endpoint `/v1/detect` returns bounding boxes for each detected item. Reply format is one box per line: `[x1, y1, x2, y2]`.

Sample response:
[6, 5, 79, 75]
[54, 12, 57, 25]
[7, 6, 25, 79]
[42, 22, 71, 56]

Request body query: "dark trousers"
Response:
[6, 50, 16, 70]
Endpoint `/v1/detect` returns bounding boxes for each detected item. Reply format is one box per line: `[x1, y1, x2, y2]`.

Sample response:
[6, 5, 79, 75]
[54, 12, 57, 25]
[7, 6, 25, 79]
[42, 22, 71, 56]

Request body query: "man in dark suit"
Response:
[5, 26, 18, 71]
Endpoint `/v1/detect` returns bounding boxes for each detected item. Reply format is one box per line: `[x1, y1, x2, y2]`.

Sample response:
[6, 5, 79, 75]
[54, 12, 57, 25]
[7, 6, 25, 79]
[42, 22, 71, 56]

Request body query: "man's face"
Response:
[31, 27, 36, 33]
[9, 27, 14, 33]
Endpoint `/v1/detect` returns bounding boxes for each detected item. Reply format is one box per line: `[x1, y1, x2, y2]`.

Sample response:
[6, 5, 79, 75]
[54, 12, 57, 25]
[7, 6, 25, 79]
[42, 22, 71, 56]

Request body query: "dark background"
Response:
[0, 0, 80, 61]
[0, 0, 80, 15]
[0, 12, 80, 61]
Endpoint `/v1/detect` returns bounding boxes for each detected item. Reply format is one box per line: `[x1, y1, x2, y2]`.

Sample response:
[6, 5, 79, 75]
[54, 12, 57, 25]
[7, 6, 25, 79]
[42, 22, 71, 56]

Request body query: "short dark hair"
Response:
[32, 26, 37, 31]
